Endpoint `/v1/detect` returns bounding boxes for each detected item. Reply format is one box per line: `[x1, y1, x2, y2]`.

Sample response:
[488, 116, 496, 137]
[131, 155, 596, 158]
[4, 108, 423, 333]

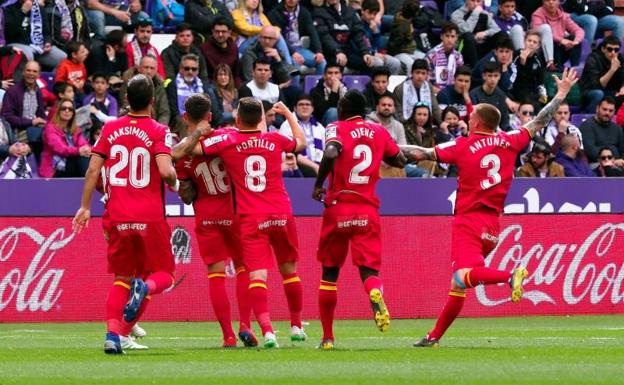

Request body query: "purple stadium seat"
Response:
[342, 75, 370, 92]
[421, 0, 438, 11]
[570, 113, 593, 128]
[580, 40, 591, 65]
[304, 75, 322, 94]
[41, 72, 55, 92]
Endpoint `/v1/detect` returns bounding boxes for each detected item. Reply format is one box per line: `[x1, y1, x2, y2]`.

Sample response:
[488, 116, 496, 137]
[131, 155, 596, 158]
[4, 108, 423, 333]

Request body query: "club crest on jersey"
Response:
[326, 124, 337, 140]
[171, 226, 191, 265]
[165, 132, 173, 148]
[202, 134, 227, 148]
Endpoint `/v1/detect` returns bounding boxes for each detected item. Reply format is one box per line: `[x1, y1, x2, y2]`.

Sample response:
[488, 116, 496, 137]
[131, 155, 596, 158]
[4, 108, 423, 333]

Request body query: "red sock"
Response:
[119, 296, 151, 336]
[282, 273, 303, 328]
[319, 280, 337, 341]
[106, 280, 130, 335]
[363, 275, 383, 294]
[208, 272, 235, 340]
[464, 267, 510, 288]
[249, 280, 273, 335]
[235, 267, 252, 330]
[145, 271, 174, 295]
[428, 290, 466, 340]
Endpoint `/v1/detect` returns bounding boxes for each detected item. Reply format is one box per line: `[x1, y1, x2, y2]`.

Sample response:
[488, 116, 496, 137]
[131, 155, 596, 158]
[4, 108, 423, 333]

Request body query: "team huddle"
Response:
[72, 68, 579, 354]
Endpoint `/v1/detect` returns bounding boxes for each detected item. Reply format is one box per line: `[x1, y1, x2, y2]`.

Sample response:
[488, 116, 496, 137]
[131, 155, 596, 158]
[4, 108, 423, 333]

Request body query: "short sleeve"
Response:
[175, 157, 191, 180]
[506, 128, 532, 152]
[201, 132, 229, 156]
[324, 122, 341, 146]
[153, 125, 173, 156]
[435, 139, 460, 164]
[382, 128, 400, 158]
[92, 123, 111, 158]
[270, 131, 297, 153]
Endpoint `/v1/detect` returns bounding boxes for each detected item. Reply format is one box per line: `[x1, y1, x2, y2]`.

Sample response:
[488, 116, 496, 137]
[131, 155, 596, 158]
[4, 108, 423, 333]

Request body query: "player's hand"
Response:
[272, 101, 291, 117]
[312, 185, 326, 202]
[554, 67, 578, 99]
[196, 119, 213, 137]
[72, 207, 91, 234]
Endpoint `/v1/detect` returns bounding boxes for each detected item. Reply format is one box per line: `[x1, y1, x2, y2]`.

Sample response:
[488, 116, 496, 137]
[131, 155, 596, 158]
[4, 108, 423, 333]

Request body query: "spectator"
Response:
[516, 138, 565, 177]
[262, 100, 279, 132]
[579, 36, 624, 113]
[510, 101, 534, 131]
[354, 0, 402, 74]
[593, 146, 624, 177]
[387, 0, 425, 75]
[1, 61, 47, 162]
[403, 102, 439, 177]
[494, 0, 528, 50]
[451, 0, 502, 67]
[5, 0, 67, 69]
[85, 0, 148, 41]
[85, 30, 128, 78]
[267, 0, 327, 75]
[313, 0, 375, 74]
[126, 17, 166, 80]
[238, 58, 286, 104]
[447, 0, 498, 15]
[240, 26, 294, 85]
[511, 30, 548, 108]
[50, 82, 76, 116]
[39, 98, 91, 178]
[470, 61, 510, 130]
[162, 23, 209, 84]
[0, 117, 31, 164]
[555, 133, 594, 176]
[309, 64, 346, 125]
[393, 59, 441, 123]
[167, 54, 221, 137]
[213, 64, 239, 122]
[366, 94, 406, 144]
[439, 105, 468, 138]
[363, 66, 392, 113]
[562, 0, 624, 44]
[200, 18, 241, 86]
[83, 73, 117, 133]
[55, 41, 89, 95]
[531, 0, 584, 68]
[580, 96, 624, 163]
[184, 0, 233, 43]
[46, 0, 91, 53]
[437, 65, 474, 121]
[232, 0, 293, 66]
[426, 22, 464, 92]
[544, 100, 583, 154]
[471, 34, 516, 99]
[120, 55, 170, 125]
[279, 94, 324, 176]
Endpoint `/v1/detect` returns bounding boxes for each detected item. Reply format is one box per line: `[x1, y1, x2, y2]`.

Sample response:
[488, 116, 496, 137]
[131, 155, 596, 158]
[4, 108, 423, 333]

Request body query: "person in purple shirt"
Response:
[494, 0, 528, 50]
[555, 133, 595, 176]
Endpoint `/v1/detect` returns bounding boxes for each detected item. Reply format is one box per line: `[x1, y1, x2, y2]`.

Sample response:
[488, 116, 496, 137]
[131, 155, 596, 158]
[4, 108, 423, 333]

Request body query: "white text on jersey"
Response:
[350, 127, 376, 140]
[236, 138, 276, 152]
[107, 126, 153, 147]
[469, 136, 511, 154]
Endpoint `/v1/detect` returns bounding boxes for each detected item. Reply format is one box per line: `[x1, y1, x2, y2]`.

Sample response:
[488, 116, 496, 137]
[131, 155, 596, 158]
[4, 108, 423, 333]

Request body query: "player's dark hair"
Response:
[362, 0, 380, 12]
[238, 97, 263, 126]
[185, 94, 212, 123]
[454, 65, 472, 78]
[411, 59, 429, 73]
[338, 90, 367, 120]
[475, 103, 501, 131]
[441, 22, 459, 36]
[483, 61, 502, 74]
[126, 74, 154, 111]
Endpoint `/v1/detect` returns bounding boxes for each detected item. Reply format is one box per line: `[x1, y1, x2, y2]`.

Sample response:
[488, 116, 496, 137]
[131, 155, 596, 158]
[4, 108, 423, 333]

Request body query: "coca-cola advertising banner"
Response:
[2, 215, 622, 322]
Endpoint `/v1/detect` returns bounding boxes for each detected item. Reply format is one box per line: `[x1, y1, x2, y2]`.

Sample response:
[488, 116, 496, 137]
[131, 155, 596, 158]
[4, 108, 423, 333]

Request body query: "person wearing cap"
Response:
[126, 16, 166, 79]
[516, 138, 565, 177]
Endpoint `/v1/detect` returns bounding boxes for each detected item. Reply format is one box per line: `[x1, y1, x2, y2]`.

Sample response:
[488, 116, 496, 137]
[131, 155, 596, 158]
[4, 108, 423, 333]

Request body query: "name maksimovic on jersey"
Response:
[106, 126, 154, 147]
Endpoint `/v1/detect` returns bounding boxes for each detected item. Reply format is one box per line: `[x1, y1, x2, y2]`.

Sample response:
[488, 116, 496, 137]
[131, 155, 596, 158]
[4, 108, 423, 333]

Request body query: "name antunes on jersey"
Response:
[107, 126, 153, 147]
[469, 136, 511, 154]
[236, 138, 276, 152]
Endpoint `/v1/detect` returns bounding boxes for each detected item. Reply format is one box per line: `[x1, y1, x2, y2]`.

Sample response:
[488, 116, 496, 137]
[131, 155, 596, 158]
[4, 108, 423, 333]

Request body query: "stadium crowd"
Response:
[0, 0, 623, 178]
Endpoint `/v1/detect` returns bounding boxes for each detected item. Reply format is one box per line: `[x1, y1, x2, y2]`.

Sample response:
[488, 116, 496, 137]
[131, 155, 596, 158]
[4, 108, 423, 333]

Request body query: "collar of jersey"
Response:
[127, 113, 151, 118]
[239, 128, 262, 133]
[346, 116, 363, 121]
[471, 130, 497, 136]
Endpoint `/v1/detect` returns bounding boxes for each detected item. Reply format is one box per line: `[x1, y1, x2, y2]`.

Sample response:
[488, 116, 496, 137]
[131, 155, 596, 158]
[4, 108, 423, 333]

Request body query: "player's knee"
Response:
[451, 269, 471, 290]
[207, 261, 226, 273]
[322, 266, 340, 282]
[249, 269, 268, 281]
[278, 261, 297, 276]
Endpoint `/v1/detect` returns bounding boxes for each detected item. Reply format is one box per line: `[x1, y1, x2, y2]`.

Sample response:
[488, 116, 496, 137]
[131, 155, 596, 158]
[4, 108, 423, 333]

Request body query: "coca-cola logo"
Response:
[477, 222, 624, 306]
[0, 226, 72, 312]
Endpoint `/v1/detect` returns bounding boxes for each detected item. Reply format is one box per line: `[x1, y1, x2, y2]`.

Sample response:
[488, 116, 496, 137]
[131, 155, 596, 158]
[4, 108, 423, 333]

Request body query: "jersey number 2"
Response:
[349, 144, 372, 184]
[480, 154, 501, 190]
[109, 145, 150, 188]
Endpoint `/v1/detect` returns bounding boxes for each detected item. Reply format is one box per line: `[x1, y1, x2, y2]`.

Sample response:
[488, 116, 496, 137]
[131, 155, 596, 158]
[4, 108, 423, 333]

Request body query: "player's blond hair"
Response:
[475, 104, 501, 131]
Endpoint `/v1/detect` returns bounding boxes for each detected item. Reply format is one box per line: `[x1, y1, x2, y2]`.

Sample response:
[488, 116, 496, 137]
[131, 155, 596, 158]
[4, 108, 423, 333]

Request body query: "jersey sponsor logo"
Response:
[202, 134, 227, 148]
[325, 124, 337, 140]
[116, 223, 147, 231]
[201, 219, 233, 226]
[171, 226, 191, 265]
[468, 136, 511, 154]
[337, 218, 369, 228]
[258, 219, 287, 230]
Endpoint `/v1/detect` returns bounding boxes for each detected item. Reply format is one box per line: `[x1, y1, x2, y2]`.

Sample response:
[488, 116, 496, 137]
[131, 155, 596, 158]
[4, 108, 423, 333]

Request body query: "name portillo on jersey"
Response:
[236, 138, 276, 152]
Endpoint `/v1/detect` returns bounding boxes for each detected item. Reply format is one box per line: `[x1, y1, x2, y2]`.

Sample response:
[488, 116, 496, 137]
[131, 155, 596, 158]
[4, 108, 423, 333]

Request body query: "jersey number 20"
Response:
[109, 145, 150, 188]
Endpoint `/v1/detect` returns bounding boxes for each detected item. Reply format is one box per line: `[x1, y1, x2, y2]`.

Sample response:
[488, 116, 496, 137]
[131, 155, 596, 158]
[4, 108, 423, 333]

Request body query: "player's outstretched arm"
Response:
[399, 144, 436, 162]
[178, 180, 197, 204]
[384, 151, 407, 168]
[73, 155, 105, 233]
[313, 143, 341, 202]
[273, 102, 306, 153]
[525, 68, 579, 137]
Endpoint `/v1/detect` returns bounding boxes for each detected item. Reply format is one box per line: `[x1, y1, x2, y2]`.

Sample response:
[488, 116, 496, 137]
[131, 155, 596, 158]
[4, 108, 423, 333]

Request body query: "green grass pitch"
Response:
[1, 316, 623, 385]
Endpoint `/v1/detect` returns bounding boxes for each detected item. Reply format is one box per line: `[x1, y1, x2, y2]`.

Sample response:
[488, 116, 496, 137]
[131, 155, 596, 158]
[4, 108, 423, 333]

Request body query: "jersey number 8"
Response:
[245, 155, 267, 192]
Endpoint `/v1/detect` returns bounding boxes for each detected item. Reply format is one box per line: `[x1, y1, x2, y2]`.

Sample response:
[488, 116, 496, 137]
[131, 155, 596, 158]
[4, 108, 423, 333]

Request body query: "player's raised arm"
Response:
[399, 144, 437, 162]
[73, 154, 105, 233]
[171, 120, 213, 160]
[525, 68, 579, 137]
[273, 102, 306, 153]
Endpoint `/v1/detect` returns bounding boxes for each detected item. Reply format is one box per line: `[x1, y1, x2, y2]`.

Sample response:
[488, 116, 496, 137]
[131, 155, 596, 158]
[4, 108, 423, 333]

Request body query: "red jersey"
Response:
[435, 128, 531, 215]
[324, 117, 400, 208]
[201, 129, 296, 215]
[176, 129, 233, 218]
[93, 114, 173, 222]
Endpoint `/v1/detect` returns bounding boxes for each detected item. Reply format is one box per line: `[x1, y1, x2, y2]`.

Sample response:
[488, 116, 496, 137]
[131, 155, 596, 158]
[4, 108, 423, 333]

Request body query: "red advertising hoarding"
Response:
[1, 215, 623, 322]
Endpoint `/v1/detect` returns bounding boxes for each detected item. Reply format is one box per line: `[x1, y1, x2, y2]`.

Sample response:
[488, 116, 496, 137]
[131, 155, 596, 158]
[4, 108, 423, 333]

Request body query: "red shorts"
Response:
[238, 214, 299, 271]
[103, 218, 175, 277]
[195, 216, 243, 266]
[450, 209, 500, 271]
[317, 203, 382, 271]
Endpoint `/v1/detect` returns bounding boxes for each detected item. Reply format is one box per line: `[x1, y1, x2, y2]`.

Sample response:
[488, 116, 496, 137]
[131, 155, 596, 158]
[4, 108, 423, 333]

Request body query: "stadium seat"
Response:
[421, 0, 438, 11]
[304, 75, 322, 94]
[570, 113, 593, 128]
[580, 40, 591, 64]
[343, 75, 370, 91]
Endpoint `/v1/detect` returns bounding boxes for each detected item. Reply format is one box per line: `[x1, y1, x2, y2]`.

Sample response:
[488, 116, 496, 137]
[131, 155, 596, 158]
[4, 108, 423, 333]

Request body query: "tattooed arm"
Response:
[525, 68, 579, 137]
[399, 144, 437, 162]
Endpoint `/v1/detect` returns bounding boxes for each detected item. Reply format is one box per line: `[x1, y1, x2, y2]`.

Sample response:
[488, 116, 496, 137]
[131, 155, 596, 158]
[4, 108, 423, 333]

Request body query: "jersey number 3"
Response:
[109, 145, 150, 188]
[349, 144, 372, 184]
[480, 154, 502, 190]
